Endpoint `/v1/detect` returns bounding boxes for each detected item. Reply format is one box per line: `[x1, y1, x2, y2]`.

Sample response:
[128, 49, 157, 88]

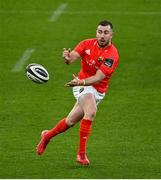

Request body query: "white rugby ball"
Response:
[26, 63, 49, 84]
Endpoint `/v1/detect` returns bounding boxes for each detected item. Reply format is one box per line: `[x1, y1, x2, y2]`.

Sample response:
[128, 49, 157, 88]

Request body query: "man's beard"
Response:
[98, 39, 110, 47]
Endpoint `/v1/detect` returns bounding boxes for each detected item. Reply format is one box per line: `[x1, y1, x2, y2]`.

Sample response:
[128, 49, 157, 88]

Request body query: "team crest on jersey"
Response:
[104, 58, 114, 68]
[98, 57, 103, 62]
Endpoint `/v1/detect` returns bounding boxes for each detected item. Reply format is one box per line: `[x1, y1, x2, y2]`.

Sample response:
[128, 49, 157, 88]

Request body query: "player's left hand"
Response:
[64, 74, 85, 87]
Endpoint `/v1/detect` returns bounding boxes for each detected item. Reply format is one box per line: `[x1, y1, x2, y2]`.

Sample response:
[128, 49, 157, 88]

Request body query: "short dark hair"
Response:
[98, 20, 113, 30]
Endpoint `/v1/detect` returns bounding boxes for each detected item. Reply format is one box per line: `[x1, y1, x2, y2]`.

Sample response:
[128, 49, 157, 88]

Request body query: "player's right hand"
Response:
[63, 48, 71, 62]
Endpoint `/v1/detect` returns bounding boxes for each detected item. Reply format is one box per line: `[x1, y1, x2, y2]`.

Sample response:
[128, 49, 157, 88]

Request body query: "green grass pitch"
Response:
[0, 0, 161, 178]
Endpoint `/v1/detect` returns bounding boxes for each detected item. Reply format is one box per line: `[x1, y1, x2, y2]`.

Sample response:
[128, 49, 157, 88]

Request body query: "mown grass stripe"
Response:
[48, 3, 68, 22]
[12, 48, 35, 72]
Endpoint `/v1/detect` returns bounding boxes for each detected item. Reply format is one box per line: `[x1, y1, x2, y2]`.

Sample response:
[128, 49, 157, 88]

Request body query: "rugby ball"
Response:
[26, 63, 49, 84]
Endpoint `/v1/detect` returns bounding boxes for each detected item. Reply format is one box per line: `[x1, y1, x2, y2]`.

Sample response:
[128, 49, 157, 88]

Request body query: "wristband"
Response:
[82, 79, 86, 86]
[79, 79, 85, 86]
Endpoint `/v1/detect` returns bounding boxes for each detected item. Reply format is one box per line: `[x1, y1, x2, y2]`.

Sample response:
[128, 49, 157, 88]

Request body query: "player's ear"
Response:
[111, 31, 114, 38]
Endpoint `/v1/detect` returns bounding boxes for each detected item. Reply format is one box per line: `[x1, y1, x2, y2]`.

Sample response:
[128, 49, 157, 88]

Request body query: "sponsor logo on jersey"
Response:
[85, 49, 90, 55]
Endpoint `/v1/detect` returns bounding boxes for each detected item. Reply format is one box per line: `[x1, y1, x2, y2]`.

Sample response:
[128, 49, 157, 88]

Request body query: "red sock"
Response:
[78, 119, 92, 155]
[46, 118, 69, 139]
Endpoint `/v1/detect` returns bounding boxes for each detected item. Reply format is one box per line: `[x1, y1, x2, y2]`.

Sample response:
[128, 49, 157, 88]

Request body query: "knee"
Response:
[85, 108, 97, 119]
[65, 117, 77, 127]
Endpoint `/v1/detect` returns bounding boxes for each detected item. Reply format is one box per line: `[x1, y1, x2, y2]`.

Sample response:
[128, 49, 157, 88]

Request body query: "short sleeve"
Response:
[73, 40, 86, 57]
[99, 54, 119, 77]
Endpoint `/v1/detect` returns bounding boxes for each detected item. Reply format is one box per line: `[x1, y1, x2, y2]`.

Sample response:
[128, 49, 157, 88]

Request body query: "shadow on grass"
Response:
[69, 163, 95, 169]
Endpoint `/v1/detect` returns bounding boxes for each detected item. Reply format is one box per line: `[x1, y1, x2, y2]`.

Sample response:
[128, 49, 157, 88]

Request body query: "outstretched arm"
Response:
[65, 70, 106, 87]
[62, 48, 80, 65]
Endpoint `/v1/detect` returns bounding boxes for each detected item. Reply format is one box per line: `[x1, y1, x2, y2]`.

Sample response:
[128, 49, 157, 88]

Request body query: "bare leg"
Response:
[66, 101, 84, 126]
[78, 93, 97, 120]
[76, 93, 97, 165]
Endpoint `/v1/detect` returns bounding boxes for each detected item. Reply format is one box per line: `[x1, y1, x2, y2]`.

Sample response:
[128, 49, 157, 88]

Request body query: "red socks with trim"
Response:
[78, 119, 93, 154]
[44, 118, 93, 156]
[46, 118, 69, 139]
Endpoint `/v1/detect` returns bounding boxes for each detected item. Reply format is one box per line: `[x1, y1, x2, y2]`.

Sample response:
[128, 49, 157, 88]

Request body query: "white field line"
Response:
[0, 10, 161, 15]
[49, 3, 68, 22]
[12, 48, 35, 72]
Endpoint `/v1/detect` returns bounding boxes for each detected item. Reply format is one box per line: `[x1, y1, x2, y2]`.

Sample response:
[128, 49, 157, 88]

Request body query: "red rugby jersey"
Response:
[74, 38, 119, 93]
